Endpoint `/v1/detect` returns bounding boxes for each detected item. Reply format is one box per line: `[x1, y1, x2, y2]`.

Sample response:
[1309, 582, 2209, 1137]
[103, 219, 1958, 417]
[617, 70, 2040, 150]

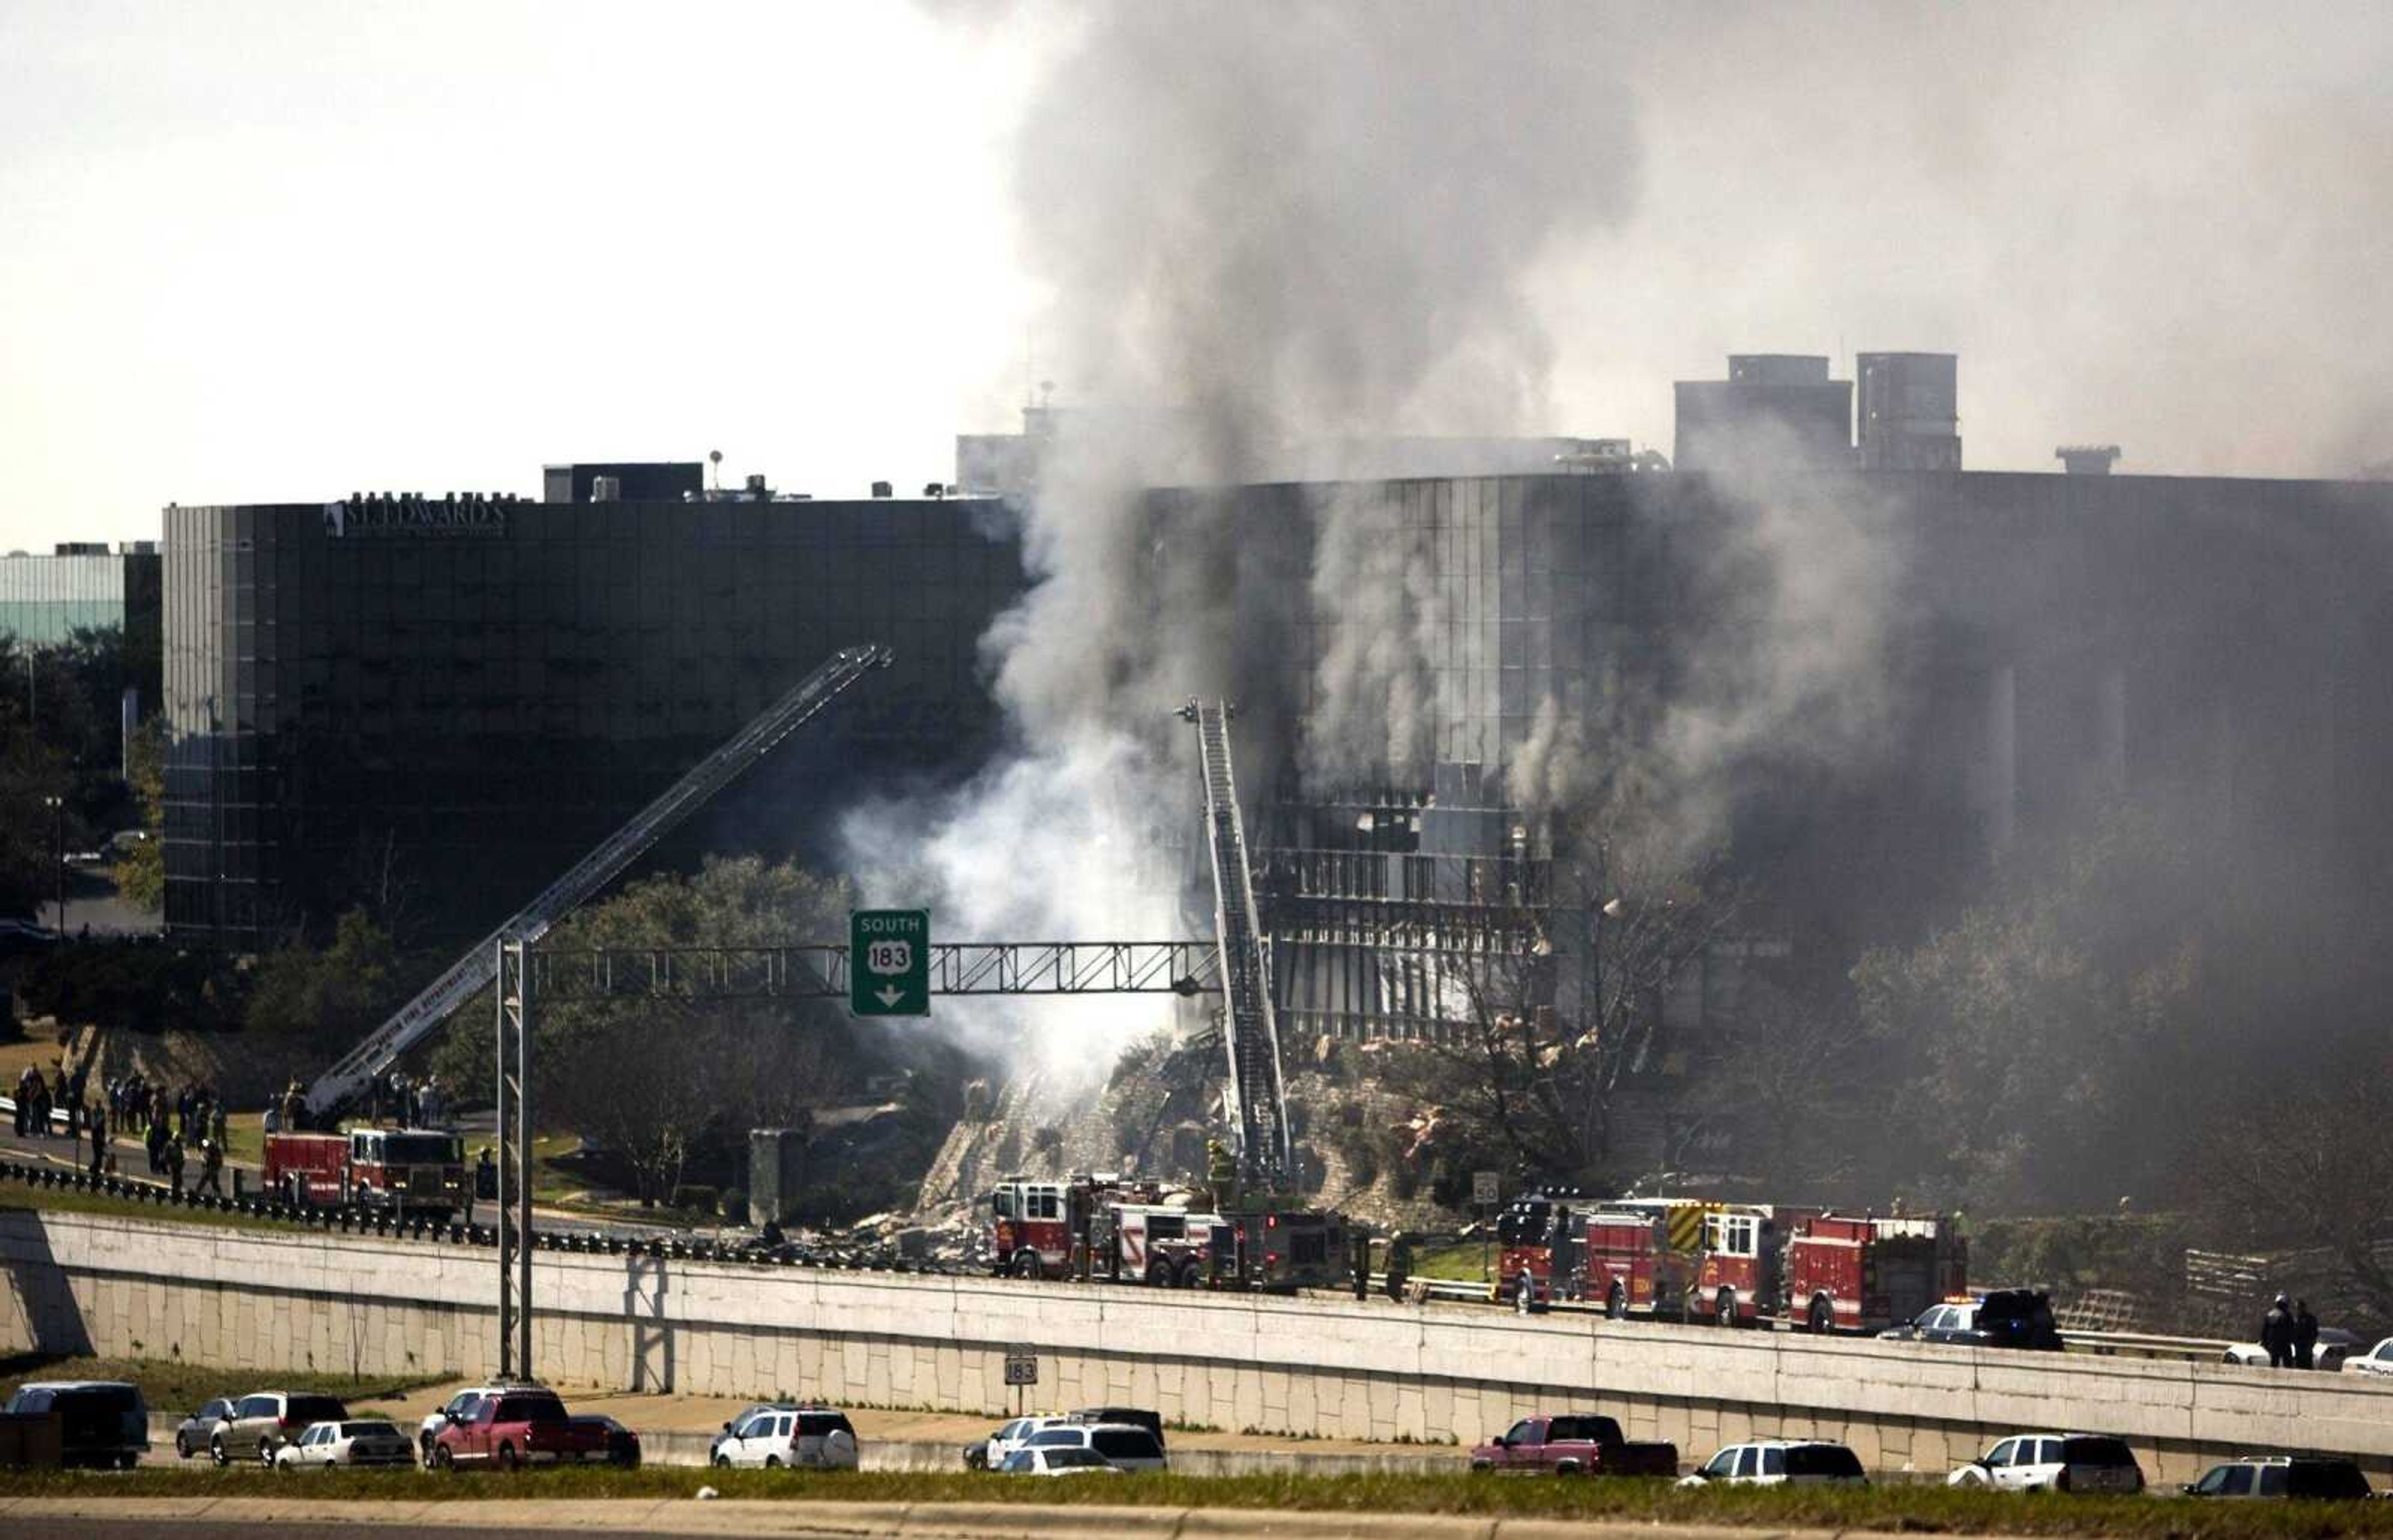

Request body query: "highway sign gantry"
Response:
[851, 909, 930, 1017]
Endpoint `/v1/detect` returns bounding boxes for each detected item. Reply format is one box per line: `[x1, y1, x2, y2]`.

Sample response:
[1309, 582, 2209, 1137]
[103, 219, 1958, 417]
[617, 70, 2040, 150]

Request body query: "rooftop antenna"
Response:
[708, 449, 722, 493]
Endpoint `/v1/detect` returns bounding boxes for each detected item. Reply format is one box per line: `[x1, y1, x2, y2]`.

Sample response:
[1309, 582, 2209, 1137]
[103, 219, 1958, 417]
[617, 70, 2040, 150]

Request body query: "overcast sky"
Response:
[1, 1, 2387, 550]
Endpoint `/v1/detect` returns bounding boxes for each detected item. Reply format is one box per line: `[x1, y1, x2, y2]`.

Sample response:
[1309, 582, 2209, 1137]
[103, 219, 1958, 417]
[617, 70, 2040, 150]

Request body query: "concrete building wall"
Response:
[7, 1210, 2391, 1482]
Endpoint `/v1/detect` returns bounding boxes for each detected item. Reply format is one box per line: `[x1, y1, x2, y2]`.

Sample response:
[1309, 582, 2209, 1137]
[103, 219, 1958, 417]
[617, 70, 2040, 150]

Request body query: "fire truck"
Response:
[985, 1173, 1350, 1293]
[1607, 1198, 1782, 1326]
[1494, 1194, 1779, 1323]
[1783, 1212, 1967, 1334]
[262, 1126, 469, 1220]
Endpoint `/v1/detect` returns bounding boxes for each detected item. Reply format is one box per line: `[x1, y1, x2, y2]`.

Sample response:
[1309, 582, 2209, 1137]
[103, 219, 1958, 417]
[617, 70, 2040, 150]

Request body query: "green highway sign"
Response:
[851, 909, 930, 1017]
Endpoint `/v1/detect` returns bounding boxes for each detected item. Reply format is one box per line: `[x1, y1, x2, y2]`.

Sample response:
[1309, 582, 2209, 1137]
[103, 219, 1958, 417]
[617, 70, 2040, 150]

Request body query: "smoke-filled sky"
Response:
[1, 0, 2387, 552]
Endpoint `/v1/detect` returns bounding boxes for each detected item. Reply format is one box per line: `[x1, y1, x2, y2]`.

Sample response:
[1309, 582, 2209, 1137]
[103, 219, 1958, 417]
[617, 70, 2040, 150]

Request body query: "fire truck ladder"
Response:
[1180, 699, 1293, 1190]
[302, 644, 894, 1119]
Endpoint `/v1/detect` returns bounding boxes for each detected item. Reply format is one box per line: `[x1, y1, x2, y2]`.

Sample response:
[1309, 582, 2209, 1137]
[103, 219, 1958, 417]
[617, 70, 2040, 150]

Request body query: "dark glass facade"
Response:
[163, 497, 1023, 948]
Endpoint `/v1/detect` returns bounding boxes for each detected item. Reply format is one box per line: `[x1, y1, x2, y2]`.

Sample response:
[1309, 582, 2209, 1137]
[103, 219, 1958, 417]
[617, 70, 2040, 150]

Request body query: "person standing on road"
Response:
[2263, 1293, 2295, 1367]
[165, 1133, 186, 1194]
[2295, 1300, 2320, 1370]
[196, 1138, 224, 1197]
[87, 1102, 107, 1178]
[211, 1102, 228, 1151]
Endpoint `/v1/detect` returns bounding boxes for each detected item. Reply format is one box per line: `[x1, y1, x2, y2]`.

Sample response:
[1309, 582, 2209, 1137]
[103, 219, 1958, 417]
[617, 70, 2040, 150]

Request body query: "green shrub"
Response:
[670, 1184, 717, 1214]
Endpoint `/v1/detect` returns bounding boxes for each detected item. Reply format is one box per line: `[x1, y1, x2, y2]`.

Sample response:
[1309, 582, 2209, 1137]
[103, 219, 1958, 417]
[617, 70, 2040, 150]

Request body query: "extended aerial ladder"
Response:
[302, 643, 894, 1119]
[1180, 699, 1294, 1191]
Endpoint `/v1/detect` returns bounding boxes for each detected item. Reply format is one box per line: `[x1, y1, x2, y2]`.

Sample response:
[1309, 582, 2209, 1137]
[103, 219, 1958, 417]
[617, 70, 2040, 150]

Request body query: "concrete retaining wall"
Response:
[8, 1210, 2391, 1483]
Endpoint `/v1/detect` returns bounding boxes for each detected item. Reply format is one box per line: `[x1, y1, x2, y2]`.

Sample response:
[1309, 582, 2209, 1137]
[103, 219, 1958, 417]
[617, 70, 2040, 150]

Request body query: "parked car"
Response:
[1946, 1433, 2144, 1493]
[569, 1415, 642, 1469]
[2182, 1457, 2373, 1500]
[1072, 1406, 1167, 1452]
[708, 1404, 858, 1470]
[2344, 1337, 2393, 1377]
[1, 1381, 148, 1470]
[1470, 1414, 1678, 1478]
[1881, 1290, 2061, 1351]
[173, 1397, 236, 1460]
[2223, 1328, 2361, 1370]
[1019, 1422, 1167, 1473]
[212, 1391, 349, 1466]
[1679, 1440, 1867, 1488]
[429, 1387, 611, 1470]
[272, 1420, 414, 1471]
[979, 1415, 1078, 1470]
[417, 1382, 541, 1465]
[997, 1446, 1123, 1476]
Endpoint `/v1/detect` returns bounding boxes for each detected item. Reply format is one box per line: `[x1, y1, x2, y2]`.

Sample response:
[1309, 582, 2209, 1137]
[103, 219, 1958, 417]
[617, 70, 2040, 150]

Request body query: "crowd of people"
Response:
[11, 1058, 231, 1196]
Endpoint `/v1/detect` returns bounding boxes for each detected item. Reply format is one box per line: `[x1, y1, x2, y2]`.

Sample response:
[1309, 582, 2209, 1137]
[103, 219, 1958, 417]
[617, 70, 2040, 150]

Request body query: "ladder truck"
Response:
[300, 644, 894, 1123]
[1180, 699, 1294, 1193]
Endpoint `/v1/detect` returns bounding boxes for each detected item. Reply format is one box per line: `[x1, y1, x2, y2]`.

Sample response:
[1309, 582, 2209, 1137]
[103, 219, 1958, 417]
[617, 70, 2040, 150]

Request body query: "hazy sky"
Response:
[2, 1, 2387, 550]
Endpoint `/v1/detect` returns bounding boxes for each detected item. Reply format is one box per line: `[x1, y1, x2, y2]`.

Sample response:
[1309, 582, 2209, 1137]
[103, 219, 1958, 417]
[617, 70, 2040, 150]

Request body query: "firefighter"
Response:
[1385, 1230, 1413, 1302]
[196, 1138, 225, 1198]
[1205, 1139, 1239, 1214]
[2262, 1293, 2295, 1367]
[165, 1134, 186, 1195]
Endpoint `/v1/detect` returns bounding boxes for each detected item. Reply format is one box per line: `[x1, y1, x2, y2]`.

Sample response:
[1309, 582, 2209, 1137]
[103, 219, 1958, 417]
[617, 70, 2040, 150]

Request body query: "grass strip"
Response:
[1, 1467, 2391, 1534]
[2, 1184, 323, 1237]
[0, 1354, 451, 1417]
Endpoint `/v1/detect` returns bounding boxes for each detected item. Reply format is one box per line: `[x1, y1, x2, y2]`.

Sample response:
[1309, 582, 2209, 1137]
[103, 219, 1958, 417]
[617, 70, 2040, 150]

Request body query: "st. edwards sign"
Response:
[323, 493, 509, 538]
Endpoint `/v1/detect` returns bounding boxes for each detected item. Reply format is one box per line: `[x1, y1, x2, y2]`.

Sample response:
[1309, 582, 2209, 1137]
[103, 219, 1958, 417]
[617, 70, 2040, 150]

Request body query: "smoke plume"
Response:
[851, 1, 1650, 1075]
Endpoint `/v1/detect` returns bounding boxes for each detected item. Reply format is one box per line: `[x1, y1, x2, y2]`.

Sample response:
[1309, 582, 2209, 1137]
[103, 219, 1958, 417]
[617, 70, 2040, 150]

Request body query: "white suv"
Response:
[1680, 1440, 1867, 1487]
[1947, 1433, 2144, 1493]
[709, 1405, 859, 1470]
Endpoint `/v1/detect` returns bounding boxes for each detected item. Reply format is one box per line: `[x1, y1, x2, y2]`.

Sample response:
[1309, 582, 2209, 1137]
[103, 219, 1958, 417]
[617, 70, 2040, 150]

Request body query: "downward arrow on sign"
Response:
[876, 986, 906, 1008]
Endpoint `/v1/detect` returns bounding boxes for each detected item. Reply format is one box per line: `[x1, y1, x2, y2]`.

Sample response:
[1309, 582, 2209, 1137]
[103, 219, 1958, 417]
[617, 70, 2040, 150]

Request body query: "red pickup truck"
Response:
[1471, 1414, 1678, 1477]
[428, 1389, 611, 1470]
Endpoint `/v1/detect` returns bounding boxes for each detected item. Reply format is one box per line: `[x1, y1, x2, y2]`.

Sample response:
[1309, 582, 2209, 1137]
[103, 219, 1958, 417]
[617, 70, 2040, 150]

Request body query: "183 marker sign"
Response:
[851, 909, 930, 1017]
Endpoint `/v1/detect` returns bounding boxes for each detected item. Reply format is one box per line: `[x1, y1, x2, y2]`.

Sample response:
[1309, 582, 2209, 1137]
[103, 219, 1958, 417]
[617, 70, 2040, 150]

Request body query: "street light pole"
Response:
[42, 795, 64, 933]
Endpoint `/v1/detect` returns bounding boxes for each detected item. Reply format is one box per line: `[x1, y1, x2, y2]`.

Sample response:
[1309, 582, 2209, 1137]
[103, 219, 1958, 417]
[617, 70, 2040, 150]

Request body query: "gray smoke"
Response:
[850, 0, 1651, 1077]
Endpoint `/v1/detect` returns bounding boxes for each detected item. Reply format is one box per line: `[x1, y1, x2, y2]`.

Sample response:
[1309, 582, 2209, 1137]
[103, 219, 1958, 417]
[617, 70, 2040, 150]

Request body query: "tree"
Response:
[113, 718, 165, 911]
[1405, 801, 1743, 1190]
[246, 909, 404, 1053]
[2189, 1054, 2393, 1327]
[1851, 807, 2208, 1211]
[511, 857, 858, 1204]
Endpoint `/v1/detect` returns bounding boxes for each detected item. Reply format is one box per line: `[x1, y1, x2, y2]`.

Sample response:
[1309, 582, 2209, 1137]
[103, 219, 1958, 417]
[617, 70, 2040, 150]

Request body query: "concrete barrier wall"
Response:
[7, 1210, 2391, 1483]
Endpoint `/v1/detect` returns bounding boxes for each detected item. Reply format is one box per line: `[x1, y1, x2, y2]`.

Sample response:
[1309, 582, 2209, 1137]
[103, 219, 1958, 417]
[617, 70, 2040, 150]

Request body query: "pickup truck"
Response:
[1471, 1414, 1678, 1477]
[428, 1389, 611, 1470]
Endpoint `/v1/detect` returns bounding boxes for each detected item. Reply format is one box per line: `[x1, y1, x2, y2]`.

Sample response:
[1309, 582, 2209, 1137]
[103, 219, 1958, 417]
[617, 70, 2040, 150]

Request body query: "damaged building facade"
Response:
[1159, 463, 2393, 1177]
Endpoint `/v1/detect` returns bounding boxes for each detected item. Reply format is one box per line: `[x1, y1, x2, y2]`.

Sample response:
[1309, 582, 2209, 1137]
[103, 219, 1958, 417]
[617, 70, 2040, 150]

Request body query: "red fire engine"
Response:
[1605, 1198, 1781, 1326]
[984, 1174, 1350, 1293]
[1495, 1195, 1779, 1323]
[1784, 1212, 1966, 1333]
[262, 1126, 469, 1220]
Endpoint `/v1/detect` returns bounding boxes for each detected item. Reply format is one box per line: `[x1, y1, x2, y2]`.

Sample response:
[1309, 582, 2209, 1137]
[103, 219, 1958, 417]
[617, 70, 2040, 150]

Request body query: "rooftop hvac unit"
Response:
[590, 475, 622, 502]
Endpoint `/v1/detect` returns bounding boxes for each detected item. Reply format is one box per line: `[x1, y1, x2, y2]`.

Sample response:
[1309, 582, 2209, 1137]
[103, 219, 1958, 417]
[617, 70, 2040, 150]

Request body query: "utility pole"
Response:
[495, 937, 533, 1379]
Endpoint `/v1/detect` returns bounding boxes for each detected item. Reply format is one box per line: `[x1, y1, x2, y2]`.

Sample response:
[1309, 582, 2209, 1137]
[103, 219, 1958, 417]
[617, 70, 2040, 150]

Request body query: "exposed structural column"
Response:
[495, 937, 533, 1379]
